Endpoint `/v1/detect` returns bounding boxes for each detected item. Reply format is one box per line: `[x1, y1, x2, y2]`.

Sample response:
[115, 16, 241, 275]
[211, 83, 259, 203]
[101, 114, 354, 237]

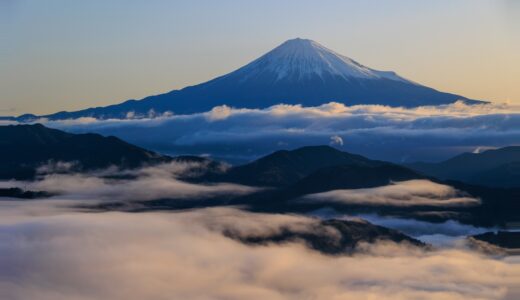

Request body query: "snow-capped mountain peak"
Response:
[234, 38, 410, 83]
[30, 38, 482, 120]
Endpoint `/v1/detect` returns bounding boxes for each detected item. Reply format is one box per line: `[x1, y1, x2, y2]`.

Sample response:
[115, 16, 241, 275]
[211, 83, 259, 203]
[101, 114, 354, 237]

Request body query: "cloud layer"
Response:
[0, 205, 518, 300]
[1, 116, 517, 299]
[302, 180, 480, 207]
[27, 101, 520, 163]
[0, 161, 256, 202]
[0, 164, 517, 300]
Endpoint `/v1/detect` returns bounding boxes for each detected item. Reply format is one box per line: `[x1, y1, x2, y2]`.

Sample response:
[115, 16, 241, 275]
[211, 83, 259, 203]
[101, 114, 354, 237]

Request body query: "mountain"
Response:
[0, 124, 171, 179]
[23, 38, 483, 121]
[206, 145, 387, 187]
[408, 146, 520, 188]
[203, 145, 424, 191]
[72, 144, 517, 227]
[471, 162, 520, 188]
[225, 218, 426, 255]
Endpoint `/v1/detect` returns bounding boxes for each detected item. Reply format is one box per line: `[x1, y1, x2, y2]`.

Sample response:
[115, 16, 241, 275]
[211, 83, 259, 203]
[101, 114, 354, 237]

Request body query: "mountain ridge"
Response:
[202, 145, 388, 187]
[0, 124, 171, 179]
[408, 146, 520, 188]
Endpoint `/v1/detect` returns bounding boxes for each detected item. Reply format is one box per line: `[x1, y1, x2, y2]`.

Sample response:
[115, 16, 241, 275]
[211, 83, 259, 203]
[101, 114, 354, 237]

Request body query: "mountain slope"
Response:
[470, 231, 520, 250]
[408, 146, 520, 188]
[208, 145, 386, 187]
[28, 38, 483, 121]
[0, 124, 170, 179]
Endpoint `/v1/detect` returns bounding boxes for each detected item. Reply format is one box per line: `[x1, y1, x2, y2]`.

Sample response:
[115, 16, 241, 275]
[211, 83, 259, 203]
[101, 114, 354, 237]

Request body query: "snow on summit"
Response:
[234, 38, 410, 82]
[26, 38, 483, 120]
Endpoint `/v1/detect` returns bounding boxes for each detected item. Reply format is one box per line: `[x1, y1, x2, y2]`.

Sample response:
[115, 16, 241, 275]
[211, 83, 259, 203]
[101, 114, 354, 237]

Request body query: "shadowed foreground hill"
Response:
[0, 124, 170, 179]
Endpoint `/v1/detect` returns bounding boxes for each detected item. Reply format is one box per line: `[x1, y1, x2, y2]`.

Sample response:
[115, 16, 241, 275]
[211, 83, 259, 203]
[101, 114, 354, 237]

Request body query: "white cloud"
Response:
[309, 209, 493, 241]
[0, 206, 518, 300]
[2, 161, 255, 202]
[4, 101, 520, 299]
[205, 105, 233, 121]
[11, 101, 520, 163]
[125, 111, 135, 119]
[36, 161, 80, 174]
[329, 135, 344, 146]
[302, 180, 481, 207]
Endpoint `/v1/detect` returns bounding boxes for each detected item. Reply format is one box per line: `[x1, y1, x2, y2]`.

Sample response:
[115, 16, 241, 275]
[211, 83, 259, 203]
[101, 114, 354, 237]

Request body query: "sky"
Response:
[1, 0, 519, 115]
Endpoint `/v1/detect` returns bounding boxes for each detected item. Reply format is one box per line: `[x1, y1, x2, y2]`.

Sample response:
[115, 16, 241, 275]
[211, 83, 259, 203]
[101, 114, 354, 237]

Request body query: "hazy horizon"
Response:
[1, 0, 519, 115]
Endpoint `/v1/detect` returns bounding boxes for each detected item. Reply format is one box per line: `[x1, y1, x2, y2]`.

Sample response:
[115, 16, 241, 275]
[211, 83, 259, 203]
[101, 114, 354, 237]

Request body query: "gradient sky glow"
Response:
[1, 0, 519, 115]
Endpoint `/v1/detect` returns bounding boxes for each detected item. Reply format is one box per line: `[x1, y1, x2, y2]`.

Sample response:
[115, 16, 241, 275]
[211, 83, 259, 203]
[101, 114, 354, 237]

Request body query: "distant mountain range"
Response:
[1, 124, 518, 226]
[143, 144, 518, 227]
[0, 124, 170, 179]
[3, 124, 518, 191]
[408, 146, 520, 188]
[8, 38, 484, 121]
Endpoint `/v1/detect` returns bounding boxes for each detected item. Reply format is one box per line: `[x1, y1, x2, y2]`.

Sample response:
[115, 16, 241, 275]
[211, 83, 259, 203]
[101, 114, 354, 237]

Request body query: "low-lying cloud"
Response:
[23, 101, 520, 163]
[0, 205, 518, 300]
[2, 101, 519, 299]
[302, 180, 480, 207]
[309, 208, 492, 239]
[0, 161, 256, 202]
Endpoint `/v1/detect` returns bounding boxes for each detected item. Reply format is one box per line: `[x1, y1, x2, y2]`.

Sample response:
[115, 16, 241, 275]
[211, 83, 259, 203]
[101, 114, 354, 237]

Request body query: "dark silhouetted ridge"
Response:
[0, 124, 170, 179]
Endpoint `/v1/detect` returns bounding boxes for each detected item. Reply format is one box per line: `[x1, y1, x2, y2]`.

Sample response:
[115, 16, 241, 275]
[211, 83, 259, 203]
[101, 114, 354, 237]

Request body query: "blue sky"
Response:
[1, 0, 519, 114]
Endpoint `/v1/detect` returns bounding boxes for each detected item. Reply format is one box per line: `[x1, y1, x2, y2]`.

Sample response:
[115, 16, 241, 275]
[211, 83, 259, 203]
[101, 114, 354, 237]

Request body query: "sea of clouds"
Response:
[0, 161, 519, 299]
[0, 161, 254, 202]
[4, 101, 519, 163]
[0, 204, 518, 300]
